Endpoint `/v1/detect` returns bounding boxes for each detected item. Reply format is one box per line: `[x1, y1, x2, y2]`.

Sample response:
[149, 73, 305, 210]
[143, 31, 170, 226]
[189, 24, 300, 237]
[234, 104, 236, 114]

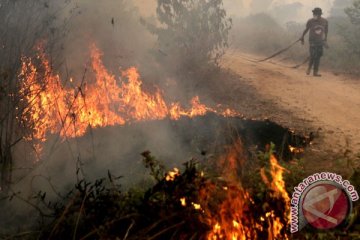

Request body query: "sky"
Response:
[224, 0, 336, 22]
[133, 0, 340, 23]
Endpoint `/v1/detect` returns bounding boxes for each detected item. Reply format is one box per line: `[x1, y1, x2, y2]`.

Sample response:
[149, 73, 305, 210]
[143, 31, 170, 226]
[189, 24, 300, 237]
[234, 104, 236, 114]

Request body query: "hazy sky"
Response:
[225, 0, 335, 22]
[134, 0, 337, 23]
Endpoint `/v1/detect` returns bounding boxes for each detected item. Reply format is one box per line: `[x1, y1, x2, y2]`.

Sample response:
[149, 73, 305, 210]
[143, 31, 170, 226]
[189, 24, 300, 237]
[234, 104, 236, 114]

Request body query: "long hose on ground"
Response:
[256, 38, 302, 62]
[232, 38, 309, 68]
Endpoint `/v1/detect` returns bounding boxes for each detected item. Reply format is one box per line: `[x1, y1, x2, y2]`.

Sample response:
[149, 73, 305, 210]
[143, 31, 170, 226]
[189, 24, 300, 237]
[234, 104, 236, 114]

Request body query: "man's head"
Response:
[312, 7, 322, 19]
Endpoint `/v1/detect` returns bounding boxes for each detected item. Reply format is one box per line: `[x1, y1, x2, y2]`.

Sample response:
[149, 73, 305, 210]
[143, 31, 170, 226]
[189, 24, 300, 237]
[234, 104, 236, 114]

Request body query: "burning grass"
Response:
[8, 43, 313, 238]
[2, 144, 292, 240]
[6, 41, 359, 240]
[18, 44, 237, 155]
[1, 136, 359, 239]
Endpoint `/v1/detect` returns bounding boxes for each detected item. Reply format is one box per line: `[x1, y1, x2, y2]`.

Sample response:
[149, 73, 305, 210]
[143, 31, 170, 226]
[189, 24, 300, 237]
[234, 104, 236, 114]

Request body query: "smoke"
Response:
[0, 0, 193, 232]
[58, 0, 157, 79]
[0, 0, 245, 233]
[0, 0, 348, 234]
[224, 0, 336, 23]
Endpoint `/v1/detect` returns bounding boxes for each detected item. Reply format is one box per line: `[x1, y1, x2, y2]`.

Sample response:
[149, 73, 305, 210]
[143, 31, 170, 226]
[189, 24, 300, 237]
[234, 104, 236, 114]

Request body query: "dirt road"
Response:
[220, 50, 360, 170]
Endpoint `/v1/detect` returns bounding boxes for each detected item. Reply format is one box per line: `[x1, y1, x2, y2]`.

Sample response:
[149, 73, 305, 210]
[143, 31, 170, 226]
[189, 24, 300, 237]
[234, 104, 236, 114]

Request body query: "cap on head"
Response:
[312, 7, 322, 15]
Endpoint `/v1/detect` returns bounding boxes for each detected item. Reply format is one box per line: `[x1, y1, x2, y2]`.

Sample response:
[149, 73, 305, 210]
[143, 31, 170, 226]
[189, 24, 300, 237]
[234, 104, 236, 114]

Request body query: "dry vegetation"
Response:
[0, 0, 359, 239]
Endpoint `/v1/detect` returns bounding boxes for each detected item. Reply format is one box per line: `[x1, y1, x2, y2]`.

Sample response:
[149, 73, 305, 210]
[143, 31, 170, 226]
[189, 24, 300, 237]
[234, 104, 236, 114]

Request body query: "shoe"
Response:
[313, 73, 322, 77]
[306, 69, 311, 75]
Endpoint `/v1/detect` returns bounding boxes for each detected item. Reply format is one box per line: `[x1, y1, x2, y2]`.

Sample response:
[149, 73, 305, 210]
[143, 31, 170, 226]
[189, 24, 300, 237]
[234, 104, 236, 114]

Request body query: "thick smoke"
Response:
[223, 0, 336, 22]
[0, 0, 349, 234]
[0, 0, 190, 231]
[1, 0, 232, 232]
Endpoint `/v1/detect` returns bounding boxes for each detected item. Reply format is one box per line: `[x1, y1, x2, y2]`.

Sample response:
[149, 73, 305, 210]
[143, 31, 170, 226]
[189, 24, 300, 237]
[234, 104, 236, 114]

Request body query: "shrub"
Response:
[144, 0, 232, 76]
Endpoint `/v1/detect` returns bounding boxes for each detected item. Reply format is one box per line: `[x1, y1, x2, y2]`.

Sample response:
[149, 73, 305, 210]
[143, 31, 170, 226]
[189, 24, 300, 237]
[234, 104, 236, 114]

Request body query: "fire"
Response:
[260, 155, 290, 239]
[192, 202, 202, 210]
[289, 145, 304, 154]
[218, 139, 246, 178]
[180, 197, 186, 206]
[19, 44, 291, 238]
[261, 155, 290, 210]
[206, 140, 256, 240]
[206, 141, 290, 240]
[165, 168, 180, 181]
[207, 184, 257, 240]
[18, 44, 241, 154]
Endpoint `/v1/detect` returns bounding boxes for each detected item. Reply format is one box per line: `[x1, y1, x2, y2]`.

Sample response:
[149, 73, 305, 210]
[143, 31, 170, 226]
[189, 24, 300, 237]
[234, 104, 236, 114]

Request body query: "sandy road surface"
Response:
[220, 50, 360, 169]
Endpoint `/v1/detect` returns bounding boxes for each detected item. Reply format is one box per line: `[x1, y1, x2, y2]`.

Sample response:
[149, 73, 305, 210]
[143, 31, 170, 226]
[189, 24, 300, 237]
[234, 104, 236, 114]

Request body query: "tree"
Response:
[145, 0, 232, 75]
[0, 0, 73, 191]
[342, 0, 360, 57]
[331, 0, 353, 17]
[345, 0, 360, 24]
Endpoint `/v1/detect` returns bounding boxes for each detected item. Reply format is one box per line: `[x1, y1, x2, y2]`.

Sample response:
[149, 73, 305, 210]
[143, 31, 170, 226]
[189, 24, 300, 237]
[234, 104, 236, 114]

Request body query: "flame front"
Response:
[206, 141, 290, 240]
[207, 185, 257, 240]
[19, 44, 239, 153]
[19, 44, 291, 239]
[260, 155, 290, 240]
[206, 140, 257, 240]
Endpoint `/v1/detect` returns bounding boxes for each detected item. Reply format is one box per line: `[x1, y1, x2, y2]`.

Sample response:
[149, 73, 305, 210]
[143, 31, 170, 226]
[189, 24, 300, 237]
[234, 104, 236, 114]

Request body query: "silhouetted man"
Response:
[300, 7, 328, 77]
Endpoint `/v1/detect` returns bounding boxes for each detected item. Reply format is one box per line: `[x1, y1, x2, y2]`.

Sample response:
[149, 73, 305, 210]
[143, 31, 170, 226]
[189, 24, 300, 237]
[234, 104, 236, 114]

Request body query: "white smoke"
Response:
[222, 0, 336, 23]
[132, 0, 337, 23]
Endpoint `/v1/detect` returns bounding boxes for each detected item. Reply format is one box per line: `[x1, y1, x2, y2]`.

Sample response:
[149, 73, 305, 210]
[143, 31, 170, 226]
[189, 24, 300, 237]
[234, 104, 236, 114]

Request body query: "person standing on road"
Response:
[300, 7, 328, 77]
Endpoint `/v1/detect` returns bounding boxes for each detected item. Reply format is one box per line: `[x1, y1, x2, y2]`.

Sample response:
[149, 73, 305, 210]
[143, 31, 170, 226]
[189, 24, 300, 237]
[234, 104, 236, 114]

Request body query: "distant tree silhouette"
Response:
[331, 0, 352, 17]
[144, 0, 232, 75]
[345, 0, 360, 24]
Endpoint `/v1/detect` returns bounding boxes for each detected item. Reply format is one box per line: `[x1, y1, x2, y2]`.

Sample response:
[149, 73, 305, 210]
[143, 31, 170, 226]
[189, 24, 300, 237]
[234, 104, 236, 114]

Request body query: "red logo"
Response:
[301, 183, 350, 229]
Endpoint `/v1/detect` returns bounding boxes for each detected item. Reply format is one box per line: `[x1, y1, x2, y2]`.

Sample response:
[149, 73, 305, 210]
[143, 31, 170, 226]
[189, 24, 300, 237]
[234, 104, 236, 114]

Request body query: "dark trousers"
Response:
[308, 44, 323, 74]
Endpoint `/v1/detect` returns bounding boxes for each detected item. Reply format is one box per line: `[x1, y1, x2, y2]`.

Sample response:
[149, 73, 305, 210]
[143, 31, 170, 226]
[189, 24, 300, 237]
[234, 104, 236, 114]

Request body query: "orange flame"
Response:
[165, 168, 180, 181]
[289, 145, 304, 154]
[260, 155, 290, 239]
[180, 197, 186, 206]
[207, 184, 258, 240]
[19, 44, 241, 153]
[261, 155, 290, 211]
[206, 142, 290, 240]
[207, 140, 258, 240]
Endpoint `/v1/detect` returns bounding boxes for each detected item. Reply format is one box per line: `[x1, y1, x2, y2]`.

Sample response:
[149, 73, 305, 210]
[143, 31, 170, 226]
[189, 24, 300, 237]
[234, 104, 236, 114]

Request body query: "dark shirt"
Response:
[305, 17, 328, 45]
